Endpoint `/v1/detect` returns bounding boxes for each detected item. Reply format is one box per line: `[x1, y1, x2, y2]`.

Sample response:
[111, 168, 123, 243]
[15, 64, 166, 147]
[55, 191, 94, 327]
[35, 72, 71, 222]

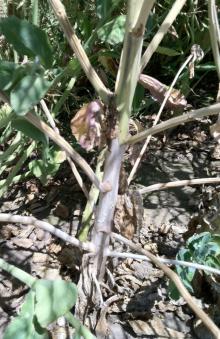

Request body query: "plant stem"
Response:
[25, 112, 106, 192]
[139, 177, 220, 194]
[112, 233, 220, 338]
[107, 250, 220, 277]
[0, 213, 95, 252]
[115, 0, 155, 143]
[124, 102, 220, 145]
[78, 149, 105, 242]
[128, 54, 193, 184]
[65, 312, 96, 339]
[0, 258, 36, 287]
[141, 0, 187, 72]
[48, 0, 112, 105]
[208, 0, 220, 81]
[40, 99, 89, 199]
[0, 142, 36, 197]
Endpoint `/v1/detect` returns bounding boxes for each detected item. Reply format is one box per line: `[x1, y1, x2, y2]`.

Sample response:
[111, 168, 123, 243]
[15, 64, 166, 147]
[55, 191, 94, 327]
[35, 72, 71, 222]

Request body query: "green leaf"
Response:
[28, 159, 60, 184]
[33, 279, 77, 327]
[11, 74, 51, 115]
[3, 291, 49, 339]
[156, 46, 182, 56]
[48, 147, 66, 164]
[20, 291, 35, 318]
[205, 255, 220, 270]
[168, 280, 181, 301]
[97, 15, 126, 45]
[12, 118, 48, 145]
[0, 61, 20, 91]
[0, 16, 53, 68]
[3, 316, 34, 339]
[28, 160, 47, 182]
[96, 0, 122, 20]
[96, 0, 111, 19]
[0, 104, 14, 129]
[176, 249, 195, 293]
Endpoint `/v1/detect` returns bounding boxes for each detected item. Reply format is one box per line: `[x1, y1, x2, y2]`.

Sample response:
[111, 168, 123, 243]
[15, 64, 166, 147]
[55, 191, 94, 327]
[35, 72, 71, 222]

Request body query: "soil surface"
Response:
[1, 120, 220, 338]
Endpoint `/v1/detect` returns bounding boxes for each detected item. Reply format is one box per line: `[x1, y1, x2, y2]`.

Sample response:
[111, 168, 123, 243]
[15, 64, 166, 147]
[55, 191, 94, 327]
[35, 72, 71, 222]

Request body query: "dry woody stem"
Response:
[112, 233, 220, 338]
[139, 177, 220, 194]
[48, 0, 112, 105]
[125, 102, 220, 145]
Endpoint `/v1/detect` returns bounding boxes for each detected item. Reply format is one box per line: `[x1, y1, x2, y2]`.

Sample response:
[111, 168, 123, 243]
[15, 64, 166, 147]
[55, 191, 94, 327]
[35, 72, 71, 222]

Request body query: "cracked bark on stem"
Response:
[40, 99, 89, 199]
[112, 233, 220, 338]
[141, 0, 187, 72]
[48, 0, 112, 105]
[91, 139, 125, 281]
[91, 0, 155, 282]
[124, 102, 220, 145]
[0, 213, 95, 252]
[139, 177, 220, 194]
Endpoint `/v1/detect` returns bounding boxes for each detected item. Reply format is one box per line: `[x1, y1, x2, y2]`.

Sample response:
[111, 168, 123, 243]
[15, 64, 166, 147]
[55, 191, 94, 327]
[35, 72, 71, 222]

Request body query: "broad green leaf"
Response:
[33, 279, 77, 327]
[20, 291, 35, 318]
[3, 316, 49, 339]
[28, 159, 60, 184]
[3, 292, 49, 339]
[3, 316, 34, 339]
[97, 15, 126, 45]
[11, 74, 51, 115]
[0, 61, 20, 91]
[48, 147, 66, 164]
[28, 160, 46, 181]
[0, 16, 53, 68]
[3, 292, 34, 339]
[187, 232, 211, 250]
[12, 118, 48, 145]
[176, 249, 195, 292]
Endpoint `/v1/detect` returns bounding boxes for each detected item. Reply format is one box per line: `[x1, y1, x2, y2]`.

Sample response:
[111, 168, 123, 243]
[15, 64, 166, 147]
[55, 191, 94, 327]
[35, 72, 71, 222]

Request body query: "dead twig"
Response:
[112, 233, 220, 338]
[141, 0, 187, 72]
[40, 99, 90, 200]
[139, 177, 220, 194]
[128, 52, 193, 184]
[26, 112, 110, 193]
[124, 102, 220, 145]
[48, 0, 112, 105]
[0, 213, 95, 252]
[107, 250, 220, 276]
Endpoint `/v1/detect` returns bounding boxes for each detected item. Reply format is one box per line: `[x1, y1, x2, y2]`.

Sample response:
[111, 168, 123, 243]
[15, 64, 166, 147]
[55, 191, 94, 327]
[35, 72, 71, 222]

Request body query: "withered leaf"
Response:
[70, 100, 103, 151]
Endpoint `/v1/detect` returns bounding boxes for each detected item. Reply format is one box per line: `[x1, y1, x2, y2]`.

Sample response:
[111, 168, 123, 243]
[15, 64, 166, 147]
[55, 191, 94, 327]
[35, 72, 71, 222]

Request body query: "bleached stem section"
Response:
[125, 102, 220, 145]
[40, 99, 89, 199]
[141, 0, 187, 72]
[26, 112, 108, 192]
[115, 0, 155, 143]
[139, 177, 220, 195]
[0, 213, 95, 252]
[107, 250, 220, 277]
[128, 54, 193, 184]
[48, 0, 112, 105]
